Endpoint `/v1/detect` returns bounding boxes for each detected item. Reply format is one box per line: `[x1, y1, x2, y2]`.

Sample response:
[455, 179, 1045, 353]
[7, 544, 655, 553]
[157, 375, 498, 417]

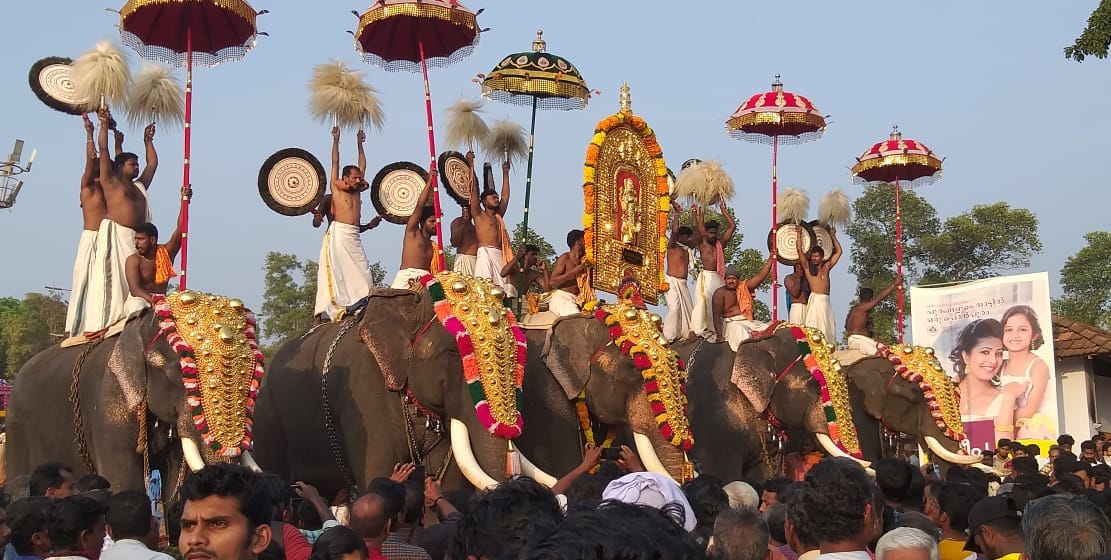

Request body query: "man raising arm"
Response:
[125, 187, 191, 305]
[469, 160, 516, 295]
[663, 201, 696, 342]
[844, 276, 901, 355]
[547, 230, 588, 317]
[690, 204, 727, 340]
[798, 226, 842, 342]
[713, 259, 775, 351]
[391, 173, 437, 289]
[499, 245, 550, 309]
[65, 114, 109, 337]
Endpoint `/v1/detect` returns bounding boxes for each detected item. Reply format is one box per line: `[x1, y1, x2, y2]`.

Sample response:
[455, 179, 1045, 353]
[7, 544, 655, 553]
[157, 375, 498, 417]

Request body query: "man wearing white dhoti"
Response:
[313, 127, 376, 321]
[844, 276, 900, 354]
[798, 226, 843, 343]
[392, 168, 437, 292]
[67, 115, 107, 337]
[785, 263, 809, 324]
[690, 202, 736, 339]
[548, 230, 590, 316]
[713, 261, 774, 351]
[451, 206, 479, 276]
[663, 203, 696, 341]
[468, 157, 517, 295]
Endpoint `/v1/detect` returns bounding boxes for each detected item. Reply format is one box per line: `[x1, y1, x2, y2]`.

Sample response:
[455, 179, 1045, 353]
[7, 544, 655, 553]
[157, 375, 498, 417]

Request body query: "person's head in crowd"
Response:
[683, 474, 729, 547]
[1067, 461, 1093, 488]
[903, 468, 926, 512]
[1025, 444, 1040, 458]
[29, 462, 77, 499]
[710, 507, 769, 560]
[876, 527, 939, 560]
[7, 497, 52, 558]
[349, 493, 393, 550]
[1047, 445, 1061, 463]
[1058, 434, 1075, 453]
[722, 481, 759, 510]
[870, 486, 893, 548]
[296, 499, 323, 531]
[760, 477, 791, 512]
[1085, 490, 1111, 524]
[47, 495, 108, 559]
[1011, 457, 1038, 479]
[1092, 464, 1111, 491]
[565, 474, 607, 509]
[179, 463, 272, 560]
[965, 496, 1024, 560]
[928, 483, 983, 539]
[764, 503, 788, 547]
[308, 525, 368, 560]
[442, 488, 476, 519]
[1022, 494, 1110, 560]
[602, 472, 697, 532]
[1052, 474, 1088, 495]
[74, 474, 111, 494]
[1103, 442, 1111, 464]
[252, 472, 293, 523]
[1081, 440, 1099, 463]
[794, 458, 876, 551]
[451, 477, 562, 560]
[893, 512, 941, 543]
[527, 500, 706, 560]
[923, 479, 946, 511]
[400, 481, 424, 527]
[996, 439, 1012, 460]
[784, 483, 820, 557]
[106, 489, 160, 549]
[876, 459, 915, 508]
[1011, 446, 1028, 459]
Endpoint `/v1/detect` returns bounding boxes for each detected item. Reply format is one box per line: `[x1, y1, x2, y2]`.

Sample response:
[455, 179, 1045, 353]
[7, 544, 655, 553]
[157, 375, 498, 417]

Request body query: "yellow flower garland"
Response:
[582, 111, 671, 294]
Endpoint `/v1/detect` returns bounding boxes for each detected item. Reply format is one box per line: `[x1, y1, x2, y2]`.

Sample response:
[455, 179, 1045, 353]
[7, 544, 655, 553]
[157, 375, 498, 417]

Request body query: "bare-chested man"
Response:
[844, 276, 900, 354]
[784, 262, 810, 324]
[499, 244, 549, 310]
[81, 107, 157, 333]
[390, 174, 436, 289]
[547, 230, 587, 317]
[311, 130, 368, 230]
[469, 160, 513, 295]
[712, 258, 775, 350]
[65, 114, 110, 336]
[798, 226, 842, 342]
[663, 201, 696, 341]
[314, 127, 379, 321]
[690, 202, 736, 339]
[125, 187, 190, 304]
[450, 206, 479, 275]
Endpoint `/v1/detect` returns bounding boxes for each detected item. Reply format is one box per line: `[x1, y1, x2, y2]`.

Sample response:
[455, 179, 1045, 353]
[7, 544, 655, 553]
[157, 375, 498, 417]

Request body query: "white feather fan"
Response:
[309, 61, 384, 131]
[125, 64, 184, 128]
[819, 189, 851, 228]
[674, 159, 735, 207]
[484, 119, 528, 165]
[445, 98, 490, 151]
[779, 187, 810, 224]
[72, 41, 131, 110]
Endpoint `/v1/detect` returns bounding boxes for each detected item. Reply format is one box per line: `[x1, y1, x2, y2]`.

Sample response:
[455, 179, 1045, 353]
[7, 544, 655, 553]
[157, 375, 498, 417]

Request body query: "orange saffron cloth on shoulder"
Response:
[155, 246, 177, 284]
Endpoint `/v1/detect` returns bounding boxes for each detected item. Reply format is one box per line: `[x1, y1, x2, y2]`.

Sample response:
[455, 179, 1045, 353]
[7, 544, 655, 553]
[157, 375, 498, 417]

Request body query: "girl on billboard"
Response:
[949, 318, 1025, 448]
[999, 305, 1056, 439]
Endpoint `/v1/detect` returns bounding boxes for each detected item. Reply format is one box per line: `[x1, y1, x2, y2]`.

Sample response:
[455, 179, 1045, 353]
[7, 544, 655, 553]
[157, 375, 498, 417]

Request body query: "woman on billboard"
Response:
[999, 305, 1056, 439]
[949, 318, 1025, 448]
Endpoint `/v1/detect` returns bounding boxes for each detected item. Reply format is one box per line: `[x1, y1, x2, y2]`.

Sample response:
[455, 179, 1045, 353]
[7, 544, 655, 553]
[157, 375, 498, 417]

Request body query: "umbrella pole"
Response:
[771, 135, 779, 322]
[894, 179, 904, 343]
[517, 98, 539, 316]
[418, 41, 446, 271]
[178, 27, 193, 291]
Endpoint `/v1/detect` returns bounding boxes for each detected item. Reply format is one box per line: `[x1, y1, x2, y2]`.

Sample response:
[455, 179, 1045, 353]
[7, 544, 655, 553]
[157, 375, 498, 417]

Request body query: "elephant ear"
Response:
[730, 333, 783, 414]
[359, 288, 430, 392]
[107, 310, 158, 412]
[542, 317, 592, 400]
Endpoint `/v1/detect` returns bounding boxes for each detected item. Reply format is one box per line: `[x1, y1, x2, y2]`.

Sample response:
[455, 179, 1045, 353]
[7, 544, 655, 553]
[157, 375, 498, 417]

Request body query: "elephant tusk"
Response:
[925, 436, 982, 465]
[449, 418, 499, 490]
[517, 450, 558, 488]
[181, 437, 206, 473]
[240, 450, 262, 472]
[815, 433, 872, 468]
[633, 432, 680, 486]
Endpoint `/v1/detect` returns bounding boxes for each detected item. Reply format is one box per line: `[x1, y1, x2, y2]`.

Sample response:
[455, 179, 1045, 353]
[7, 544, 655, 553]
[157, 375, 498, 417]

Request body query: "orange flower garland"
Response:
[582, 110, 671, 294]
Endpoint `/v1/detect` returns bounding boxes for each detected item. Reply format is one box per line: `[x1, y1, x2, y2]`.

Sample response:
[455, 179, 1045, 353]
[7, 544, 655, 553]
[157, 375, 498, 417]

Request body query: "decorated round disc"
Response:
[808, 221, 835, 262]
[28, 57, 86, 115]
[768, 222, 817, 266]
[438, 151, 476, 207]
[372, 161, 429, 224]
[257, 148, 326, 216]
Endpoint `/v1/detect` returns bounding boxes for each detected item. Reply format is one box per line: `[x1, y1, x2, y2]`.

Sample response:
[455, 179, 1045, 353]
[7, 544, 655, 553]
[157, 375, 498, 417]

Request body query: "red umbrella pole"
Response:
[895, 179, 904, 343]
[771, 135, 779, 322]
[178, 27, 193, 290]
[418, 41, 446, 271]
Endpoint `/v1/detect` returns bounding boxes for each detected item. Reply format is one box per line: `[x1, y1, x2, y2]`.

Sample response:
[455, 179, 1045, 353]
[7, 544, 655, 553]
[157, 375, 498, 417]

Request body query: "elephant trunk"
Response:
[627, 390, 687, 484]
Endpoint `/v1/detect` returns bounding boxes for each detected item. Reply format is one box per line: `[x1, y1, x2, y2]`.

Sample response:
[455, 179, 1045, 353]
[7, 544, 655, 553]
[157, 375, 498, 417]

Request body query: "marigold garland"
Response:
[593, 304, 693, 451]
[783, 325, 862, 459]
[420, 274, 526, 439]
[153, 294, 264, 457]
[875, 342, 965, 442]
[582, 109, 671, 296]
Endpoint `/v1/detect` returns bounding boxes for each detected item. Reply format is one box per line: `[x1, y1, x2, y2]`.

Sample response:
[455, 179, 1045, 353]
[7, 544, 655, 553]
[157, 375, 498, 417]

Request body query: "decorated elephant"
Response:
[516, 303, 696, 485]
[6, 291, 263, 494]
[252, 275, 529, 498]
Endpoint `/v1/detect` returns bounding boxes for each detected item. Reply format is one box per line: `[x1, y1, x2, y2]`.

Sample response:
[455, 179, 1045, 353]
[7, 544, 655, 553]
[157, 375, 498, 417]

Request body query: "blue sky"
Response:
[2, 1, 1107, 331]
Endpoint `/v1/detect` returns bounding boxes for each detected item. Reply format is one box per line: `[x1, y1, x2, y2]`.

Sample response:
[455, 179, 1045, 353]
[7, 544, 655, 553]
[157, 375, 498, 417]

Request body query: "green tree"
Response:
[260, 252, 317, 356]
[920, 203, 1042, 284]
[511, 222, 558, 264]
[1054, 231, 1111, 329]
[846, 185, 941, 342]
[0, 292, 66, 377]
[1066, 0, 1111, 61]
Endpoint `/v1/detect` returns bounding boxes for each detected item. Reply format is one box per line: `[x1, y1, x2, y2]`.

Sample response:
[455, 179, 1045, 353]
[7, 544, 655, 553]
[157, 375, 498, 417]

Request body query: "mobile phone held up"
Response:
[600, 447, 622, 462]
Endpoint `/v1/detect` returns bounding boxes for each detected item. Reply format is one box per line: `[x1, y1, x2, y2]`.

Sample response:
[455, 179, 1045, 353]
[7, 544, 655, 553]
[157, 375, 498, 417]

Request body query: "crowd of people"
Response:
[2, 432, 1111, 560]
